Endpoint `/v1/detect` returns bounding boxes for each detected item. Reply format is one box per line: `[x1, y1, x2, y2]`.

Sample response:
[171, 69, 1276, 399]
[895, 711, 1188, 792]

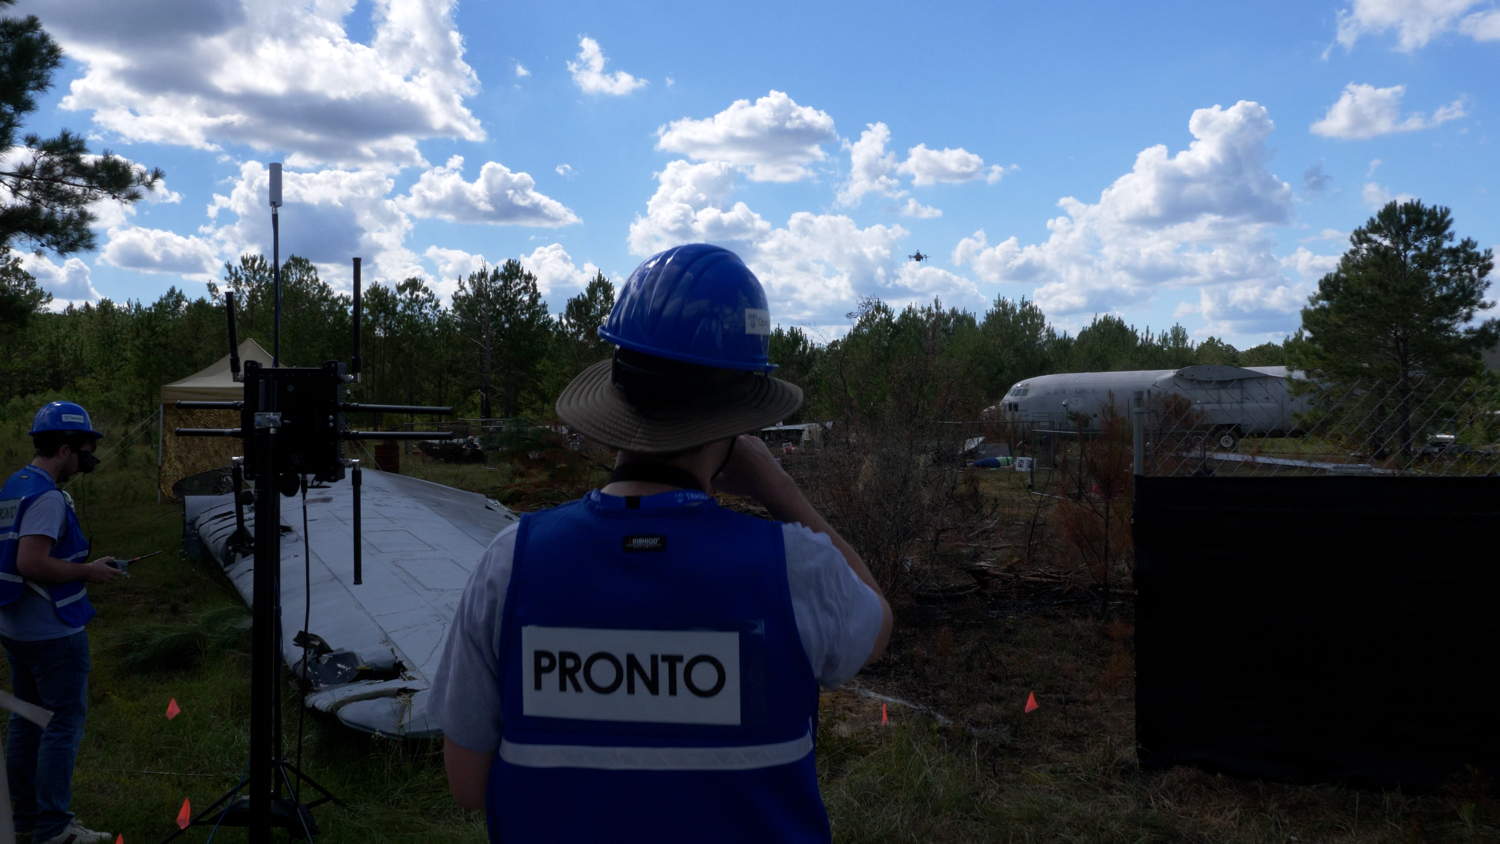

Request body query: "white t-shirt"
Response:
[430, 518, 885, 754]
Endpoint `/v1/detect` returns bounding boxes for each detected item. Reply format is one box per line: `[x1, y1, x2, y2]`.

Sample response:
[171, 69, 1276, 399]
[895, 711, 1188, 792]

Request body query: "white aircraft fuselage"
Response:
[995, 365, 1309, 438]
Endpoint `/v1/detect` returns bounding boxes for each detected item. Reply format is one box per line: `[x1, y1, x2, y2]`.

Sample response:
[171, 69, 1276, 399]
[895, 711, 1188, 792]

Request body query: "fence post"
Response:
[1132, 390, 1146, 480]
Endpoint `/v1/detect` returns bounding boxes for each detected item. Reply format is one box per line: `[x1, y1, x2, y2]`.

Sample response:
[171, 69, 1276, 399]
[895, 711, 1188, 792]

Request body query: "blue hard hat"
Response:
[29, 401, 104, 439]
[600, 244, 776, 372]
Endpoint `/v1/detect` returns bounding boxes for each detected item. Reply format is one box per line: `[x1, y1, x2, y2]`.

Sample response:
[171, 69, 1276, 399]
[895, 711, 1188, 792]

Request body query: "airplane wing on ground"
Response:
[184, 469, 520, 737]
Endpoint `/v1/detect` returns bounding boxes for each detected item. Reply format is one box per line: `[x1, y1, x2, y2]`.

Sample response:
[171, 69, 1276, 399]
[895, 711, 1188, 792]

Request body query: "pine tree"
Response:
[451, 260, 551, 419]
[0, 250, 48, 338]
[1290, 199, 1497, 456]
[0, 2, 163, 256]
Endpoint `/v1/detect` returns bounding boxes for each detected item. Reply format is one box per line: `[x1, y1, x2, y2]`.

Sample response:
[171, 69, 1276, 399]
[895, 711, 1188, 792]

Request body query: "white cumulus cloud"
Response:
[422, 243, 601, 302]
[18, 253, 99, 305]
[101, 227, 221, 278]
[423, 245, 490, 301]
[627, 160, 771, 256]
[514, 60, 530, 78]
[20, 0, 483, 169]
[1333, 0, 1492, 51]
[952, 101, 1294, 319]
[901, 198, 942, 219]
[1281, 247, 1341, 282]
[1311, 83, 1465, 139]
[567, 36, 646, 96]
[838, 122, 1008, 208]
[205, 160, 419, 290]
[1098, 101, 1292, 227]
[400, 156, 580, 227]
[628, 162, 987, 324]
[898, 144, 1007, 186]
[1460, 8, 1500, 39]
[837, 122, 904, 206]
[1189, 282, 1308, 338]
[656, 91, 837, 183]
[519, 243, 601, 297]
[750, 214, 911, 319]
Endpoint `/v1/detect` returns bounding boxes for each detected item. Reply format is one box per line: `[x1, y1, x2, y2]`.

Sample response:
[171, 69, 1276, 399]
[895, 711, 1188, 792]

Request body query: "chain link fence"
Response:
[1129, 375, 1500, 477]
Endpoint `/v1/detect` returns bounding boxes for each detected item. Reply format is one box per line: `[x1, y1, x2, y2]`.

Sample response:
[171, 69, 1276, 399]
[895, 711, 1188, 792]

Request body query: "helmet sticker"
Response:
[61, 414, 87, 424]
[744, 308, 770, 336]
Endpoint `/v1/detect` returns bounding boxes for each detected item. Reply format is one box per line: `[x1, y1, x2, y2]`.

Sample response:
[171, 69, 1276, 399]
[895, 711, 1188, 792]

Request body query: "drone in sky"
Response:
[908, 251, 927, 263]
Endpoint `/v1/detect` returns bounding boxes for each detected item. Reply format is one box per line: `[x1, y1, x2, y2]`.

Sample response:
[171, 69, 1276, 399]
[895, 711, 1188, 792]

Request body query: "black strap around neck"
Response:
[609, 462, 704, 492]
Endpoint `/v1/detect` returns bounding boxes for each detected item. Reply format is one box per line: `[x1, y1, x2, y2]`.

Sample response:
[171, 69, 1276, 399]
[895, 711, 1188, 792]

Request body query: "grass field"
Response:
[4, 438, 1497, 842]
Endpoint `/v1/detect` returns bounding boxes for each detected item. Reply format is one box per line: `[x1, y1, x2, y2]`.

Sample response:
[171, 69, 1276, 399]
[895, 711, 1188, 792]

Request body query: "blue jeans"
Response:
[3, 631, 90, 841]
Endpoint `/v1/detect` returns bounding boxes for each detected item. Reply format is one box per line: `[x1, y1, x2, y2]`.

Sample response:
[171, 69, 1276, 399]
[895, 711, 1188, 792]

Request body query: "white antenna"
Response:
[269, 162, 283, 209]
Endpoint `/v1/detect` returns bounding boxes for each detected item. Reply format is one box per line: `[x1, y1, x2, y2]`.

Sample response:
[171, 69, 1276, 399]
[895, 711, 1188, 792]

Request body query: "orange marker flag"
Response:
[177, 798, 192, 830]
[880, 702, 888, 726]
[1025, 691, 1039, 713]
[166, 698, 181, 720]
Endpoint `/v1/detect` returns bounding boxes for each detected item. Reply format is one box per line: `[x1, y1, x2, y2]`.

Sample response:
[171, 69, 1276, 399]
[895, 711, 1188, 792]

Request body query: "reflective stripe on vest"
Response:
[55, 589, 89, 608]
[498, 728, 813, 771]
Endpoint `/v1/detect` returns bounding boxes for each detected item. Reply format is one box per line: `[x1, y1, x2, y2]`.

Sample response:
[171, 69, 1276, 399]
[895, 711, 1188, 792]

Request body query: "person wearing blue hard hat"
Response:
[1, 401, 121, 844]
[431, 243, 893, 843]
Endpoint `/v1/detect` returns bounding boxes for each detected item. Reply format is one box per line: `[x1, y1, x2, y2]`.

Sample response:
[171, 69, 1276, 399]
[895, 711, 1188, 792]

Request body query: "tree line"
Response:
[0, 249, 1296, 433]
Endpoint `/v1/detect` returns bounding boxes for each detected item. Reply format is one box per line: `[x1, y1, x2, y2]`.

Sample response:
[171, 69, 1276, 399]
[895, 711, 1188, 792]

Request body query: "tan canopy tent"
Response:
[158, 339, 272, 500]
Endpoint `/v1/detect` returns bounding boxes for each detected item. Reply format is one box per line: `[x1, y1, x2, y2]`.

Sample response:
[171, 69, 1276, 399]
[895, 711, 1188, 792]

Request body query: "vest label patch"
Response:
[0, 499, 18, 529]
[521, 626, 741, 725]
[622, 534, 666, 552]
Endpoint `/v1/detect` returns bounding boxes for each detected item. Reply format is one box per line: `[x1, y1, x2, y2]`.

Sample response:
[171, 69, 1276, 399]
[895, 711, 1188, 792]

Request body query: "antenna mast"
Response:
[171, 177, 455, 843]
[269, 162, 283, 367]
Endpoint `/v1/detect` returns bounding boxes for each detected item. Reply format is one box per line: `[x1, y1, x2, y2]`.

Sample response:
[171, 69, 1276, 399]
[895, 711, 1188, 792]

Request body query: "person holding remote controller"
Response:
[0, 401, 121, 844]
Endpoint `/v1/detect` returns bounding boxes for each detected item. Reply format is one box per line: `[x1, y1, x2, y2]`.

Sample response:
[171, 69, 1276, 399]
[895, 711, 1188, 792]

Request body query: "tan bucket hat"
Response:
[556, 356, 803, 454]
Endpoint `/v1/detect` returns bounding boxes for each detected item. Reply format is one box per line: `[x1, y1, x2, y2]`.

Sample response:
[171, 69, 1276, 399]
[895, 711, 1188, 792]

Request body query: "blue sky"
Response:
[12, 0, 1499, 350]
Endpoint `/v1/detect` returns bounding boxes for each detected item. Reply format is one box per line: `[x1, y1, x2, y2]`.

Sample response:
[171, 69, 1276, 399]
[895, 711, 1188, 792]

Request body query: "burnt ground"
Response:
[429, 444, 1499, 841]
[800, 467, 1500, 842]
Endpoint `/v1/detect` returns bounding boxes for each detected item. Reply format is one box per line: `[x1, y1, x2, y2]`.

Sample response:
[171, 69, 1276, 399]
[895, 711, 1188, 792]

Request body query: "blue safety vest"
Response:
[0, 467, 96, 628]
[488, 489, 828, 843]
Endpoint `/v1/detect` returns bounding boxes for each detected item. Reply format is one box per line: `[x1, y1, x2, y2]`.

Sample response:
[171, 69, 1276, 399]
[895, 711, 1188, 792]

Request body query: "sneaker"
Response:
[38, 820, 112, 844]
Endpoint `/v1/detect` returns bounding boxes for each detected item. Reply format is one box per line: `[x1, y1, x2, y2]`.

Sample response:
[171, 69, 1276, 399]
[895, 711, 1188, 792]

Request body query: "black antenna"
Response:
[226, 292, 242, 382]
[229, 456, 251, 553]
[351, 257, 362, 381]
[350, 459, 362, 585]
[269, 162, 283, 367]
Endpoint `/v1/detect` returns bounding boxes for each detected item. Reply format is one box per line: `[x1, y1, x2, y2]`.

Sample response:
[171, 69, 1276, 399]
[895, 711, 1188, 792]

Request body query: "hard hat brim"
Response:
[556, 359, 804, 454]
